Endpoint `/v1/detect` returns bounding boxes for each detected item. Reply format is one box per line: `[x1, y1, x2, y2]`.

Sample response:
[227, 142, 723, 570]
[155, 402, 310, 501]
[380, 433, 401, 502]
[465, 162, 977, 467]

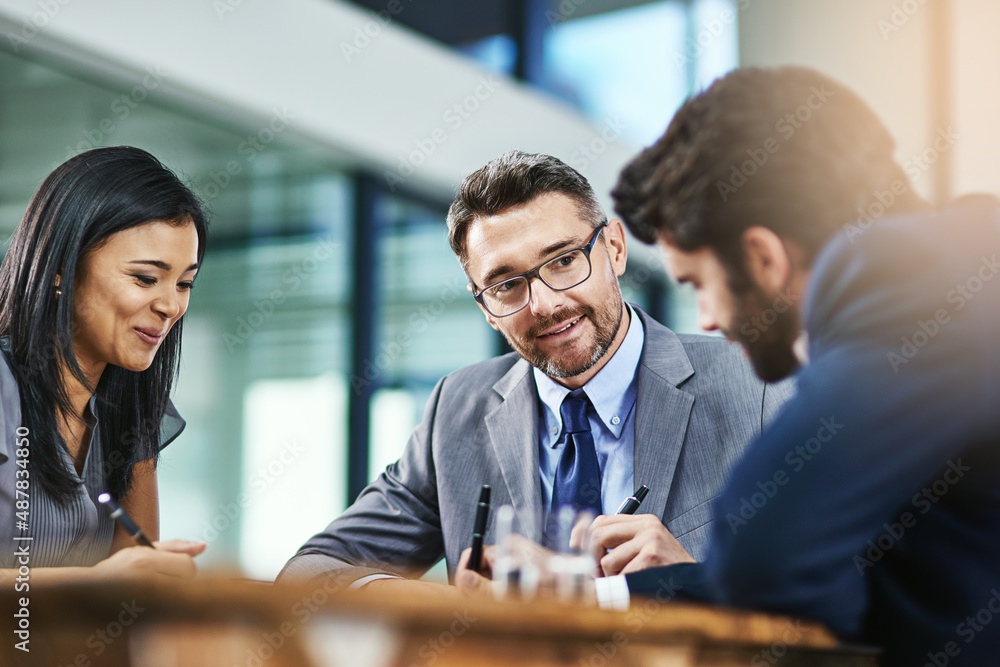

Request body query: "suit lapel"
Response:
[485, 359, 544, 542]
[632, 308, 696, 523]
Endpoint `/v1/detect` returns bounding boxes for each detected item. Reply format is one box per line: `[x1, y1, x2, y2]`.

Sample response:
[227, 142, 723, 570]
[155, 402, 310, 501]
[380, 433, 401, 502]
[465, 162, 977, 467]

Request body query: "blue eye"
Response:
[495, 280, 518, 293]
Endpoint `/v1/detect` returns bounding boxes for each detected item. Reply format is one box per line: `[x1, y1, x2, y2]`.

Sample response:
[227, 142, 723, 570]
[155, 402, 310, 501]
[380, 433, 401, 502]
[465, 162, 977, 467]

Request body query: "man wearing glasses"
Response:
[279, 151, 791, 595]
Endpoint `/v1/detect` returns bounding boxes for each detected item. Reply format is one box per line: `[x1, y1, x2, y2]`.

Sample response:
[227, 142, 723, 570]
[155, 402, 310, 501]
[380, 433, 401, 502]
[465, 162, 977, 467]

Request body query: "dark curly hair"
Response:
[612, 66, 926, 289]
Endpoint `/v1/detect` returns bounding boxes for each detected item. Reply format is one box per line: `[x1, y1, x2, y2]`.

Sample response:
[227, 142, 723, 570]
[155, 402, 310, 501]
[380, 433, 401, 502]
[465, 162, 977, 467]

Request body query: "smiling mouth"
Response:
[538, 316, 583, 338]
[134, 328, 166, 345]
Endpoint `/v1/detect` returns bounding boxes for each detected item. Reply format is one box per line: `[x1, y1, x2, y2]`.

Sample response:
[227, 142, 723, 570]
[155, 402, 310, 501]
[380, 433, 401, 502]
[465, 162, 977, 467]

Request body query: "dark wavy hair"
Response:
[612, 66, 927, 289]
[0, 146, 208, 504]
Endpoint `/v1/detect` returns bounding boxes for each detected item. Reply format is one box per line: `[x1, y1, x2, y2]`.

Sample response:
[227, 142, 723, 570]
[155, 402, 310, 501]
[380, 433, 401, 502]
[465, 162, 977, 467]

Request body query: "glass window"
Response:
[543, 1, 691, 147]
[0, 49, 354, 574]
[368, 195, 492, 481]
[240, 376, 346, 580]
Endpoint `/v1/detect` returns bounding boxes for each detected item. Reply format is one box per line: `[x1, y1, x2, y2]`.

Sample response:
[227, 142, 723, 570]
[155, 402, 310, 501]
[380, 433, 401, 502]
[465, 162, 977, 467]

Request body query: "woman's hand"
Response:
[91, 540, 206, 581]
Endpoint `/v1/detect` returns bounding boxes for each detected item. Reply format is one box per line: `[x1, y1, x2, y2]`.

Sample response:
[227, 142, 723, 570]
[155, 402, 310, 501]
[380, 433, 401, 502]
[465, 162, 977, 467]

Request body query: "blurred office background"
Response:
[0, 0, 995, 580]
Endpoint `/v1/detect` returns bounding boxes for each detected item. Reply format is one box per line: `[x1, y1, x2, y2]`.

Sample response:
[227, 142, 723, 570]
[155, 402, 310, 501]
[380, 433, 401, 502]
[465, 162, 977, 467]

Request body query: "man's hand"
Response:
[574, 514, 695, 577]
[454, 548, 493, 596]
[456, 536, 564, 595]
[457, 544, 496, 580]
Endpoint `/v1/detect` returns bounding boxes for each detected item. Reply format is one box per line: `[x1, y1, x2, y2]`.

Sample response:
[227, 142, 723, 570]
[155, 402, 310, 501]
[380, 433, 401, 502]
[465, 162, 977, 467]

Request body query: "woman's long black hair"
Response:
[0, 146, 208, 504]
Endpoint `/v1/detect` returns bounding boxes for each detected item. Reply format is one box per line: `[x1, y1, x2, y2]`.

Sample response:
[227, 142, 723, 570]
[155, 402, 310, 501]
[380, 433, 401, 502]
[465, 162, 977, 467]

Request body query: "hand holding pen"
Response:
[582, 484, 696, 576]
[94, 493, 206, 580]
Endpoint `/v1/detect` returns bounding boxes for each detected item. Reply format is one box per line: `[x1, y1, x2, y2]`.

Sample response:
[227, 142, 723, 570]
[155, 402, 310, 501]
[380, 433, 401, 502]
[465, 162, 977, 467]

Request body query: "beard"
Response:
[725, 285, 801, 382]
[501, 284, 625, 380]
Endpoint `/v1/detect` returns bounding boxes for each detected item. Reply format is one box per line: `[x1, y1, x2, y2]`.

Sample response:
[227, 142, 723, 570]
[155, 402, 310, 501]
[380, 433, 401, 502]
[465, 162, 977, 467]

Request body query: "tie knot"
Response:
[560, 389, 591, 435]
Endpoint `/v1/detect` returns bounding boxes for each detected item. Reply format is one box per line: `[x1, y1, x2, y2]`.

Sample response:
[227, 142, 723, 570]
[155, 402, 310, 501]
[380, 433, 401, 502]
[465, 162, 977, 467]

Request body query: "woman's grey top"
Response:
[0, 351, 184, 569]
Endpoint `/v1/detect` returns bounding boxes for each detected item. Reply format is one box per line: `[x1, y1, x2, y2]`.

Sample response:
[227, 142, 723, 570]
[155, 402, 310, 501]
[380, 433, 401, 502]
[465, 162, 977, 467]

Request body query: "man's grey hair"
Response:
[446, 150, 606, 274]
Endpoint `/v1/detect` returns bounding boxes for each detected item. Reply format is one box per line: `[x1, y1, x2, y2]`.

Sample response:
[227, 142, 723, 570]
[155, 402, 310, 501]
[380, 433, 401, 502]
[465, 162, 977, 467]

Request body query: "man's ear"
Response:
[604, 219, 628, 277]
[740, 226, 794, 294]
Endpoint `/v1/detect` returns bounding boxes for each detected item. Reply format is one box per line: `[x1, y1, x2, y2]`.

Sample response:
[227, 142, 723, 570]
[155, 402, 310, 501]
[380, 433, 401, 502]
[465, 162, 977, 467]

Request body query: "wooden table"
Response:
[0, 577, 880, 666]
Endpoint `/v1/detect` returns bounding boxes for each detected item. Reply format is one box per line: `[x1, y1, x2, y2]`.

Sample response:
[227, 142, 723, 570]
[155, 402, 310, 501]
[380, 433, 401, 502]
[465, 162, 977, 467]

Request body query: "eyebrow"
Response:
[128, 260, 200, 272]
[480, 237, 581, 286]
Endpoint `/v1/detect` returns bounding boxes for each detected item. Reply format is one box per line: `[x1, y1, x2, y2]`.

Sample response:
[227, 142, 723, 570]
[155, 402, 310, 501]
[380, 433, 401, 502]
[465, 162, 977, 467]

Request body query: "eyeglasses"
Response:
[473, 221, 609, 318]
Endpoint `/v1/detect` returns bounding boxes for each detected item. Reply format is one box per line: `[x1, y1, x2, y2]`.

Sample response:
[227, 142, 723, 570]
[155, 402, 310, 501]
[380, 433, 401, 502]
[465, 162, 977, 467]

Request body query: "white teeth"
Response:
[550, 317, 580, 335]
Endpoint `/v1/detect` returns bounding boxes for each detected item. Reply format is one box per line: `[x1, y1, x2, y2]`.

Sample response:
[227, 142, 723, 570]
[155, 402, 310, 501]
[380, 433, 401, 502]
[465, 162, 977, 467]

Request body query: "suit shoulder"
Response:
[439, 352, 522, 392]
[675, 332, 748, 363]
[674, 332, 762, 391]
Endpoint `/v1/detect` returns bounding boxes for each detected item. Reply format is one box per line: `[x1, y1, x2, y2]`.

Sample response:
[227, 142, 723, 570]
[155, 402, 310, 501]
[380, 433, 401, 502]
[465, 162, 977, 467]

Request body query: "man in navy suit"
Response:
[608, 66, 1000, 666]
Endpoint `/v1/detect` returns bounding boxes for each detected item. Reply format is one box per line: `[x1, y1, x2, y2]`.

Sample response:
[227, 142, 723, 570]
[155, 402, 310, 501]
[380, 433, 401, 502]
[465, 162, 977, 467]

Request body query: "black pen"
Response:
[616, 485, 650, 515]
[468, 485, 491, 573]
[98, 492, 154, 548]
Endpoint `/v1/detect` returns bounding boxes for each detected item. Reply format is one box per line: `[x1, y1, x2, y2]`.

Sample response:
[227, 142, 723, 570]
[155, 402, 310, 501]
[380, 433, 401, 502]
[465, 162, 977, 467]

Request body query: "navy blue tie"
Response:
[551, 389, 603, 521]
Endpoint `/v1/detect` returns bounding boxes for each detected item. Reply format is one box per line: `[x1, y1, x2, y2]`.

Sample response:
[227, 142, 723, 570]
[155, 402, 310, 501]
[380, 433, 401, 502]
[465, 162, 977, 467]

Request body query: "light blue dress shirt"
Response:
[534, 305, 644, 519]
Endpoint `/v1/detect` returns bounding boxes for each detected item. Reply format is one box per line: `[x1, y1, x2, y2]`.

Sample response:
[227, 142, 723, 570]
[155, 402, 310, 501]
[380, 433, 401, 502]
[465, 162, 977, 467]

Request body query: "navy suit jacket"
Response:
[627, 200, 1000, 666]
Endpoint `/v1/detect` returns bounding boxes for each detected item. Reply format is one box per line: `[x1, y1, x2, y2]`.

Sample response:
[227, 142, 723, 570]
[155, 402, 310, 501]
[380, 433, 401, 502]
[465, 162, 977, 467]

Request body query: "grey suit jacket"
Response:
[279, 307, 792, 583]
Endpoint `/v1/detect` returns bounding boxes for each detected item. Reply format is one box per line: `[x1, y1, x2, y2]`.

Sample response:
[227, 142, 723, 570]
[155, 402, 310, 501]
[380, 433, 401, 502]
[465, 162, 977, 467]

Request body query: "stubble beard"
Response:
[727, 286, 801, 383]
[503, 282, 626, 380]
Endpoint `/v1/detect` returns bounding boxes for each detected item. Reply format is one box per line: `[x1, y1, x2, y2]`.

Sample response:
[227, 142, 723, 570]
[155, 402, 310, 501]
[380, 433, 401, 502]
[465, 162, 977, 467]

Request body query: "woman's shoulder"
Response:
[0, 344, 22, 463]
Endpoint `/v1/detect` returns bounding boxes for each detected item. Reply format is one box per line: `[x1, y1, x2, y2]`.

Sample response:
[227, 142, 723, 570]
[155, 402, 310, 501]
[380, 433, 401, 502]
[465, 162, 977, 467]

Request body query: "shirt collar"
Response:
[533, 304, 644, 444]
[793, 330, 809, 365]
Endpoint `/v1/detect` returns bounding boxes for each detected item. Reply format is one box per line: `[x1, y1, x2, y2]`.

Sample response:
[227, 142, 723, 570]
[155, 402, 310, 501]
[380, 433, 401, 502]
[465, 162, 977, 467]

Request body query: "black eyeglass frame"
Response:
[473, 220, 610, 318]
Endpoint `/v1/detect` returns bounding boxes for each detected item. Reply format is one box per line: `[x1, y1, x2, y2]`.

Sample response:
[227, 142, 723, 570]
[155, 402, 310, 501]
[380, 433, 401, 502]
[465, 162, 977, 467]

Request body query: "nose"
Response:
[696, 294, 719, 332]
[153, 287, 182, 320]
[527, 276, 564, 318]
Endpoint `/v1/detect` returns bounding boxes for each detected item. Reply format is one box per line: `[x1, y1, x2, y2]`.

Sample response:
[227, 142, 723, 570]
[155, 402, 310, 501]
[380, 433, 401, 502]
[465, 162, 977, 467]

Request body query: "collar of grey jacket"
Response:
[488, 305, 694, 400]
[484, 304, 702, 541]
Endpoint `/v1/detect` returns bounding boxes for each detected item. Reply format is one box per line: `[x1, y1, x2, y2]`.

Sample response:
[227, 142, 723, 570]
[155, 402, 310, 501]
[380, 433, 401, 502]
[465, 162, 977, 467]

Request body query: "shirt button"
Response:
[551, 427, 558, 436]
[611, 416, 621, 425]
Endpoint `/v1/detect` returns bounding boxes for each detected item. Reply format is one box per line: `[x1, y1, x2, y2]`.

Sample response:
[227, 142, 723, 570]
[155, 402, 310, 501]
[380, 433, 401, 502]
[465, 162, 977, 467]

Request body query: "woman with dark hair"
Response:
[0, 146, 208, 581]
